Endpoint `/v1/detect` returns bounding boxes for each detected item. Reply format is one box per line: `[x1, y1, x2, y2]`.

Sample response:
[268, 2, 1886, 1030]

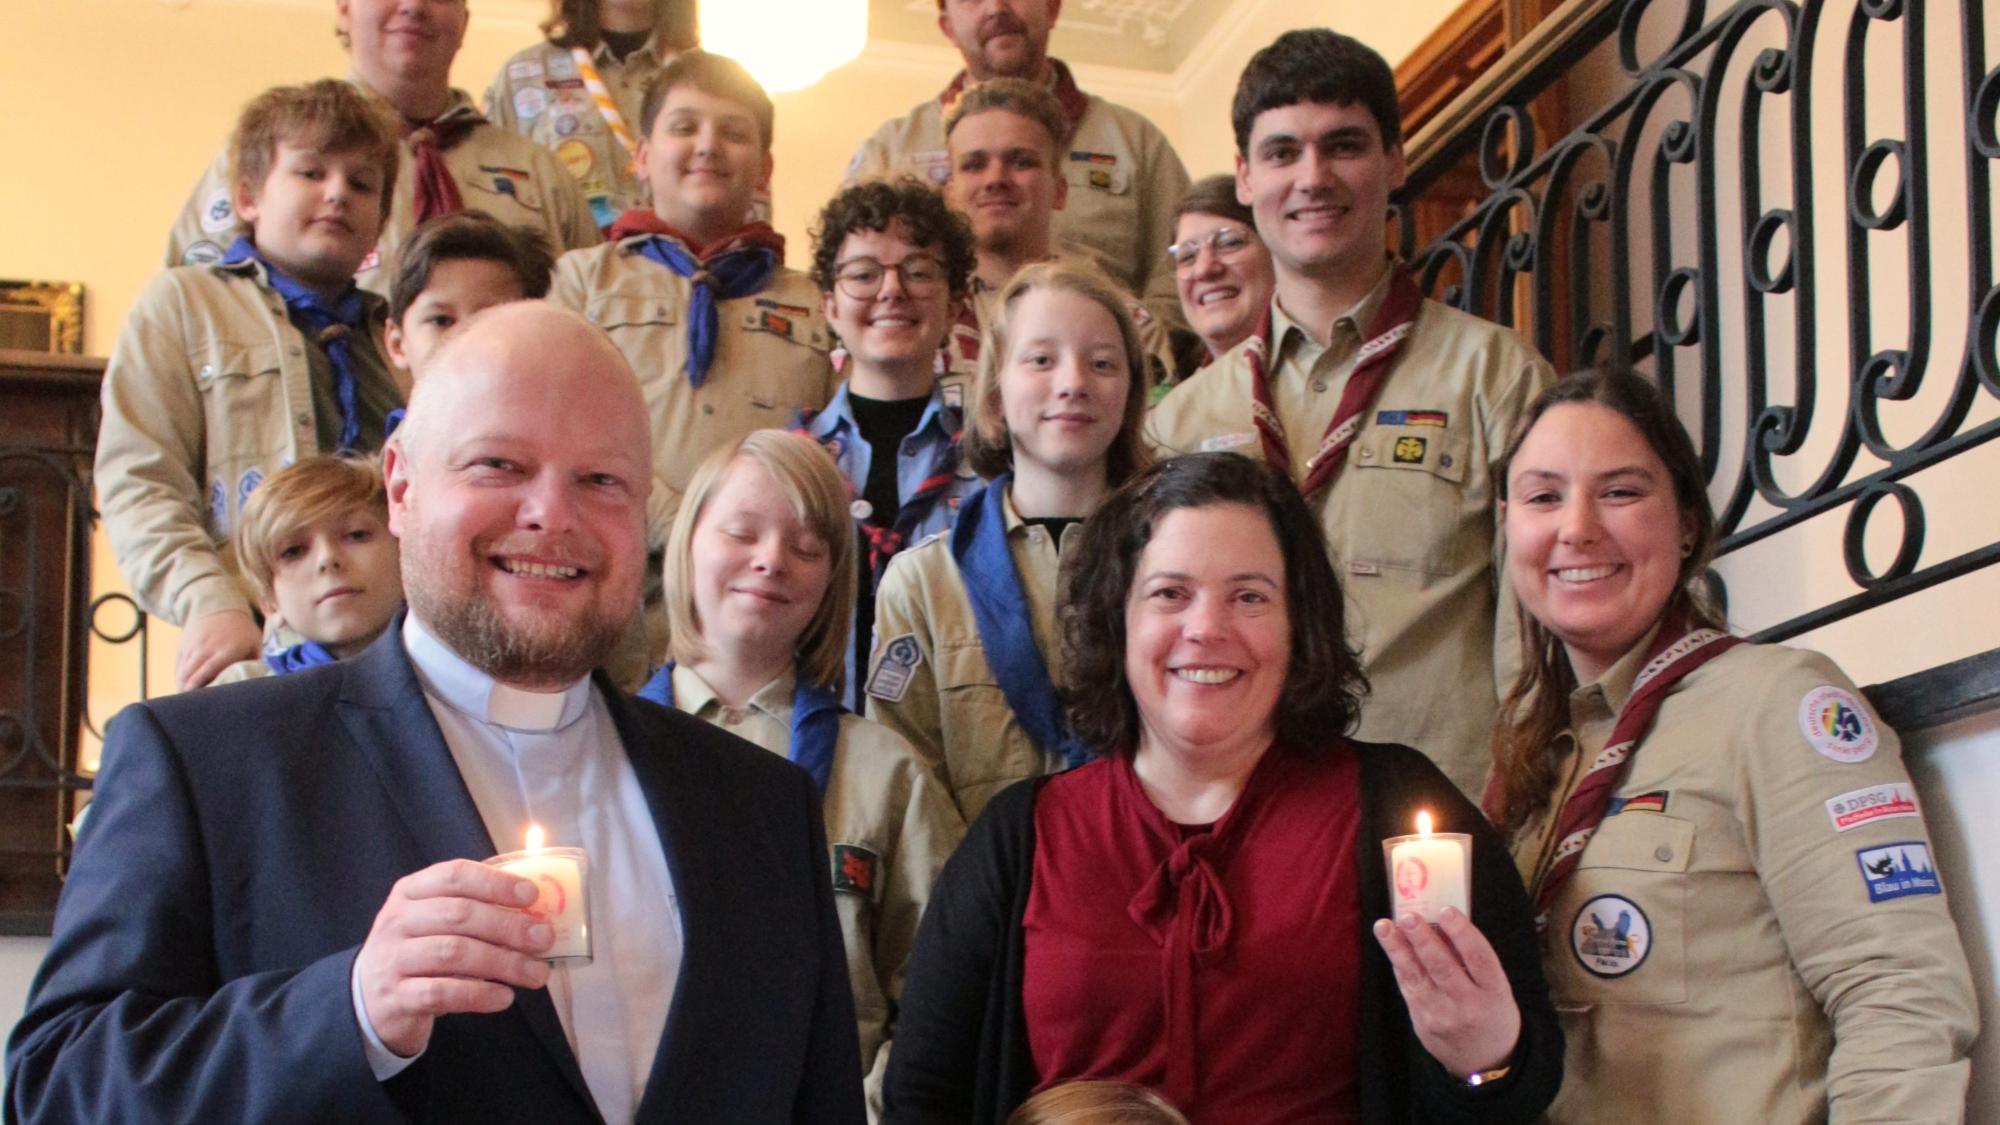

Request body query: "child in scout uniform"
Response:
[636, 431, 962, 1118]
[165, 0, 599, 297]
[941, 79, 1178, 394]
[1146, 30, 1555, 799]
[548, 51, 836, 551]
[99, 80, 406, 691]
[484, 0, 699, 231]
[846, 0, 1191, 336]
[1487, 370, 1975, 1122]
[867, 261, 1152, 824]
[385, 210, 556, 380]
[212, 455, 403, 686]
[805, 178, 983, 706]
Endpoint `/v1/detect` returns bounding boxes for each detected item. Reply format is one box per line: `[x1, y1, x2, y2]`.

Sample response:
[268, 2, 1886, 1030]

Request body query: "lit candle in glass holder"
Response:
[487, 824, 592, 964]
[1382, 810, 1471, 924]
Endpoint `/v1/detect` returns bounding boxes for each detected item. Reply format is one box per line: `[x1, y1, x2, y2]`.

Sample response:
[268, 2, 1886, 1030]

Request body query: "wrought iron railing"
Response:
[1394, 0, 1995, 653]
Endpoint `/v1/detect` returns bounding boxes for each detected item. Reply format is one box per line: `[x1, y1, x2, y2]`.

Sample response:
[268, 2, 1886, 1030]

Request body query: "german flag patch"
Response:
[832, 844, 880, 898]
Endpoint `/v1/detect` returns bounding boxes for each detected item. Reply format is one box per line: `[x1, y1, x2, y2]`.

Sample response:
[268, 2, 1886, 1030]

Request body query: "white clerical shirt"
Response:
[349, 615, 682, 1125]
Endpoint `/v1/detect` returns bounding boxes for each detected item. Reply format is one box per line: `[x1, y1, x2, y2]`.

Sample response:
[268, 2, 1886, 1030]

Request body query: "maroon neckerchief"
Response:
[938, 57, 1090, 131]
[1247, 265, 1422, 500]
[603, 212, 788, 260]
[1518, 613, 1740, 930]
[401, 113, 481, 225]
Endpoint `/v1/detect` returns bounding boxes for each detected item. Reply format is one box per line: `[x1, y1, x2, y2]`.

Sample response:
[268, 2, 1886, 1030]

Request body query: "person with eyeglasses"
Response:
[1169, 174, 1276, 367]
[1147, 31, 1555, 799]
[804, 178, 984, 708]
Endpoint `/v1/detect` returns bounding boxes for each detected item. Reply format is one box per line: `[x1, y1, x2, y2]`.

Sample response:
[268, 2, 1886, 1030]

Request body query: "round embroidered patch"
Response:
[1798, 685, 1877, 763]
[1570, 894, 1652, 978]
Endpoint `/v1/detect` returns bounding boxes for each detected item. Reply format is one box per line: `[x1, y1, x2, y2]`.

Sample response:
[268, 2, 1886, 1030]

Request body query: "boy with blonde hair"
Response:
[99, 79, 405, 690]
[216, 455, 403, 684]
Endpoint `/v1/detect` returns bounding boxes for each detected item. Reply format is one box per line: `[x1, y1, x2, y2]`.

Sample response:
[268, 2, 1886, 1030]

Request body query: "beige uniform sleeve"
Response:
[95, 272, 251, 626]
[1128, 119, 1192, 336]
[863, 737, 966, 1117]
[1741, 652, 1976, 1119]
[164, 148, 238, 268]
[866, 554, 948, 787]
[843, 122, 897, 187]
[546, 246, 593, 311]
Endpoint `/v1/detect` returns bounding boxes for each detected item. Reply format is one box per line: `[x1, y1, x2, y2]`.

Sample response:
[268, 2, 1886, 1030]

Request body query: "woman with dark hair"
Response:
[1490, 370, 1974, 1121]
[884, 452, 1562, 1124]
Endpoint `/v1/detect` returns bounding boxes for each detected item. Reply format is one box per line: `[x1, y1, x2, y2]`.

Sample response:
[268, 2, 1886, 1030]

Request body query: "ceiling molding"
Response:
[1169, 0, 1279, 92]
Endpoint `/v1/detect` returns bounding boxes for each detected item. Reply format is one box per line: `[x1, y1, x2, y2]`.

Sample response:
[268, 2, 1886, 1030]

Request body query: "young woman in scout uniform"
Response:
[866, 261, 1152, 823]
[1488, 369, 1975, 1122]
[636, 430, 962, 1114]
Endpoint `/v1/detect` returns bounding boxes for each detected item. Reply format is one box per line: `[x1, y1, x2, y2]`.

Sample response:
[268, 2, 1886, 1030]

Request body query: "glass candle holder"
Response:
[486, 844, 592, 964]
[1382, 829, 1472, 924]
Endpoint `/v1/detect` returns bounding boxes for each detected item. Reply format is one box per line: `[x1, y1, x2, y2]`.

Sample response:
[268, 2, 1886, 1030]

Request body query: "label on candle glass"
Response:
[1383, 832, 1471, 924]
[488, 846, 592, 963]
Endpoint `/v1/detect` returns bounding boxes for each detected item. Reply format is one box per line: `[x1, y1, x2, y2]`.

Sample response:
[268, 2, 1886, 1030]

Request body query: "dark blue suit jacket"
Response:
[5, 627, 864, 1124]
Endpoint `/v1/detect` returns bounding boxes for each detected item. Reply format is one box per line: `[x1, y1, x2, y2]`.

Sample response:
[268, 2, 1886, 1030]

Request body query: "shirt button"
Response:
[1312, 380, 1328, 393]
[1358, 447, 1375, 460]
[702, 403, 715, 415]
[199, 363, 215, 378]
[1440, 453, 1455, 469]
[288, 346, 303, 357]
[1654, 845, 1674, 863]
[296, 412, 311, 427]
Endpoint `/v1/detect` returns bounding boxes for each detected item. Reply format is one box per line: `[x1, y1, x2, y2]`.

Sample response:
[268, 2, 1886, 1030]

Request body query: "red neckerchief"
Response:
[938, 58, 1090, 132]
[1515, 612, 1741, 930]
[1247, 265, 1422, 500]
[603, 212, 788, 260]
[401, 111, 482, 226]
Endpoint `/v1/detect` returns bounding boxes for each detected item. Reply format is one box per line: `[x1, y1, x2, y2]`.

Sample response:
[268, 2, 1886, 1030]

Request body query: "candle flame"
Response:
[525, 824, 545, 852]
[1416, 810, 1433, 836]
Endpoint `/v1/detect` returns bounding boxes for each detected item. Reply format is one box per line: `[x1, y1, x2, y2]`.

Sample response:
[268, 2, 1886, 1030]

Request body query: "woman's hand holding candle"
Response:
[1372, 907, 1522, 1080]
[354, 859, 557, 1058]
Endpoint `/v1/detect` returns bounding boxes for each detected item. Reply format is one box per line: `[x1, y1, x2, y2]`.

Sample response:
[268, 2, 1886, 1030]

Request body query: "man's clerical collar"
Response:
[402, 613, 592, 733]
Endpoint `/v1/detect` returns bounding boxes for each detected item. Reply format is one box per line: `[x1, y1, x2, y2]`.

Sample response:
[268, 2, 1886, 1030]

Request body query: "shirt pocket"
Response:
[1335, 423, 1474, 577]
[590, 294, 679, 334]
[194, 341, 288, 534]
[933, 640, 1037, 789]
[1548, 813, 1694, 1008]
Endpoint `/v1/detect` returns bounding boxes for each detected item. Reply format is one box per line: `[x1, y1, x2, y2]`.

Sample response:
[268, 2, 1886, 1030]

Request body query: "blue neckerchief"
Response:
[265, 639, 340, 675]
[631, 236, 779, 387]
[224, 237, 369, 450]
[638, 663, 841, 793]
[949, 476, 1090, 769]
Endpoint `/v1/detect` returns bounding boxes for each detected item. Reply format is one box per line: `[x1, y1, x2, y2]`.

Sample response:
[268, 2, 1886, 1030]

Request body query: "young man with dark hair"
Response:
[164, 0, 600, 296]
[805, 178, 982, 704]
[548, 51, 835, 551]
[1148, 28, 1555, 798]
[484, 0, 701, 230]
[847, 0, 1191, 337]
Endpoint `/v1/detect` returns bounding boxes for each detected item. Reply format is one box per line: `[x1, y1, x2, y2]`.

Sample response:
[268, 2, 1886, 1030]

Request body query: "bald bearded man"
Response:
[7, 305, 863, 1125]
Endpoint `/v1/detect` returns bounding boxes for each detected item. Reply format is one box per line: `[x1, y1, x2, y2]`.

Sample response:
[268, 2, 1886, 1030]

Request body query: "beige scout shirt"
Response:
[667, 665, 964, 1117]
[847, 70, 1191, 335]
[96, 261, 404, 627]
[484, 39, 669, 230]
[165, 88, 601, 299]
[1510, 639, 1976, 1123]
[1146, 275, 1551, 797]
[547, 239, 837, 546]
[866, 485, 1077, 824]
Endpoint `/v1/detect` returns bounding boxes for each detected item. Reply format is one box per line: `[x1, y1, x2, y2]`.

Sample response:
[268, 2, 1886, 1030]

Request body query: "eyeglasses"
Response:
[832, 256, 949, 300]
[1166, 226, 1256, 271]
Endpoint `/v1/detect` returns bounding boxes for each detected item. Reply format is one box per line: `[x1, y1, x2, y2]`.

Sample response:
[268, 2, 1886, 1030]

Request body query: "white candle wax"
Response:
[488, 842, 592, 963]
[1383, 826, 1472, 924]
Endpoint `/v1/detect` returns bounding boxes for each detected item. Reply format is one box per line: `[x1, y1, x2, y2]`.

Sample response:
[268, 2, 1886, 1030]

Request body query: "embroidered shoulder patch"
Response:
[866, 634, 921, 702]
[1855, 841, 1941, 901]
[831, 843, 881, 898]
[1799, 685, 1878, 763]
[1825, 783, 1919, 832]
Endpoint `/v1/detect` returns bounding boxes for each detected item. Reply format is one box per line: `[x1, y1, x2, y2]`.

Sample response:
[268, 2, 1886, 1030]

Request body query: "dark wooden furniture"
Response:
[1, 349, 102, 935]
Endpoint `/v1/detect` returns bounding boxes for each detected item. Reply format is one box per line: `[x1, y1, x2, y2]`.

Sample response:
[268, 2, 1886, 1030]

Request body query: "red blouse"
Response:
[1022, 747, 1365, 1123]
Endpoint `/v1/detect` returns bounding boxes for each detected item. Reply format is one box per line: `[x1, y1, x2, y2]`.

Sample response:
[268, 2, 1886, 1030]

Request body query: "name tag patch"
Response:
[1799, 685, 1878, 763]
[831, 843, 880, 898]
[1856, 842, 1941, 902]
[1570, 894, 1651, 978]
[1200, 430, 1257, 453]
[1825, 783, 1919, 832]
[866, 634, 921, 702]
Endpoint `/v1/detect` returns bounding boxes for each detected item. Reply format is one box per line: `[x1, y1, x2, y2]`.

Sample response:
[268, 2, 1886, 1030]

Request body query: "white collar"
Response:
[402, 614, 593, 733]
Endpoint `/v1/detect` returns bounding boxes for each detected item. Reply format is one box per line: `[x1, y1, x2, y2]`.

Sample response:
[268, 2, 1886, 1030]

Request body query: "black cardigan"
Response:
[881, 741, 1562, 1124]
